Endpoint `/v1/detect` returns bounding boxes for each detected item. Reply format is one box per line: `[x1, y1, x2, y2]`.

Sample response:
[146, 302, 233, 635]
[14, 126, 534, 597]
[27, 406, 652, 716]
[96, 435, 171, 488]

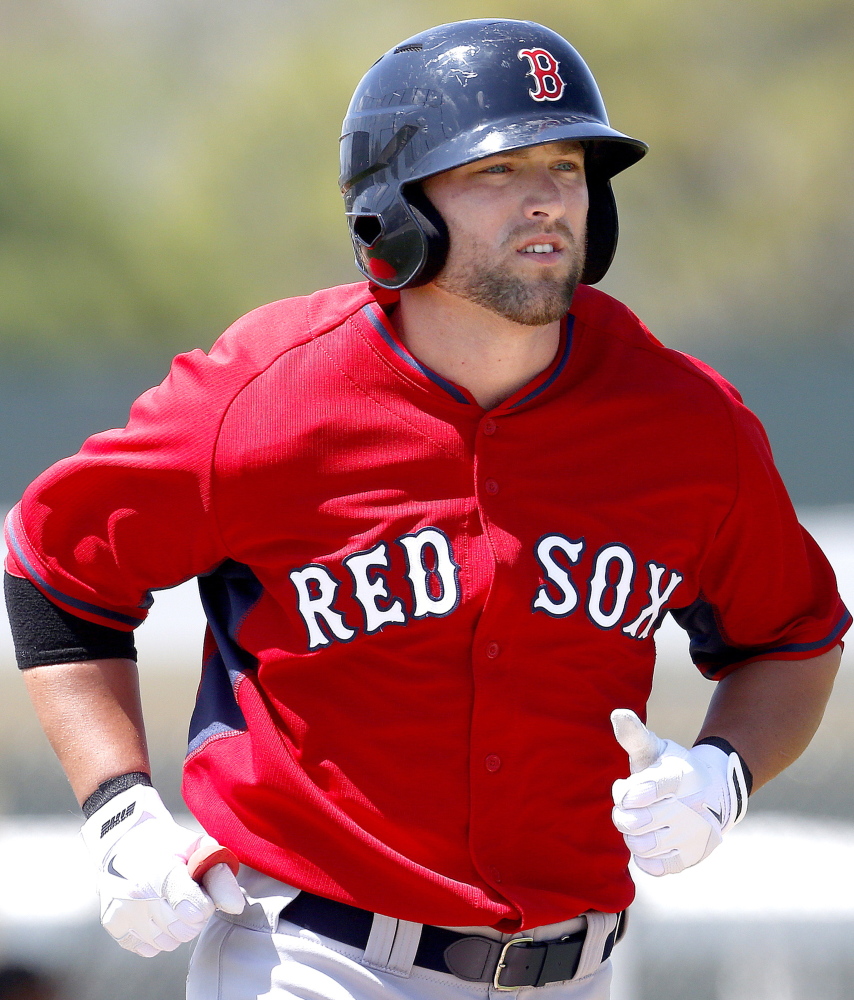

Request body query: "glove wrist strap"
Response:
[694, 737, 751, 832]
[82, 771, 152, 818]
[694, 736, 753, 796]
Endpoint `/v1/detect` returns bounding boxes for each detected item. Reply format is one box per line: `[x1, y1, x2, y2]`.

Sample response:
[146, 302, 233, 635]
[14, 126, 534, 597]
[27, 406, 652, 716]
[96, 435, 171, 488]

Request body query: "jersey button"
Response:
[489, 865, 503, 883]
[482, 419, 497, 436]
[485, 754, 502, 772]
[484, 478, 499, 495]
[486, 641, 500, 658]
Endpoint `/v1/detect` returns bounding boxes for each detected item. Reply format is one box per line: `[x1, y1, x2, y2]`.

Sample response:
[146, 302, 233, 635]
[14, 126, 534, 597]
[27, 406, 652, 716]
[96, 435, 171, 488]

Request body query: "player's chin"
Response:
[513, 255, 582, 292]
[491, 282, 578, 326]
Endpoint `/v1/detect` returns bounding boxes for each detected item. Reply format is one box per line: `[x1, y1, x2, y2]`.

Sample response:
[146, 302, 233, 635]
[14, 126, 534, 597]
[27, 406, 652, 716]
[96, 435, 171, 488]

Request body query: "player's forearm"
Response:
[22, 658, 150, 807]
[695, 645, 841, 791]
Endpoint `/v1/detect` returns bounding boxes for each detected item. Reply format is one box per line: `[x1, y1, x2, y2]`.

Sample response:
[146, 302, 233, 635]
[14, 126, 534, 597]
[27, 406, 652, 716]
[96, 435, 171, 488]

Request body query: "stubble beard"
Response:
[433, 222, 586, 327]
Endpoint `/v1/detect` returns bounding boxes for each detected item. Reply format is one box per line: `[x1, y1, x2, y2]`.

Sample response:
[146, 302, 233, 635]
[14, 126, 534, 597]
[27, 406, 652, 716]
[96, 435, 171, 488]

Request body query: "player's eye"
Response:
[554, 160, 581, 172]
[480, 163, 512, 174]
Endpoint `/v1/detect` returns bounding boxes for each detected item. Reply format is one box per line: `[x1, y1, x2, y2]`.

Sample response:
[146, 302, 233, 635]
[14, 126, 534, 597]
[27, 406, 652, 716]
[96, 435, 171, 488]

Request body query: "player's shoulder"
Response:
[135, 282, 375, 423]
[570, 284, 745, 410]
[207, 281, 375, 369]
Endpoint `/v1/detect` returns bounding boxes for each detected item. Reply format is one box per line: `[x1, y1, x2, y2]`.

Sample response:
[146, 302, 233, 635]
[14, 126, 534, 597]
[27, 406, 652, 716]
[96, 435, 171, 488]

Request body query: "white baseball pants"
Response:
[186, 868, 614, 1000]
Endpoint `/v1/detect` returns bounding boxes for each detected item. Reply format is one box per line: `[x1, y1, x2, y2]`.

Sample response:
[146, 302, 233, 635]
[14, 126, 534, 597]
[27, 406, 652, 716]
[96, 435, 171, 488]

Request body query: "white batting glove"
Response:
[610, 709, 749, 877]
[81, 785, 244, 957]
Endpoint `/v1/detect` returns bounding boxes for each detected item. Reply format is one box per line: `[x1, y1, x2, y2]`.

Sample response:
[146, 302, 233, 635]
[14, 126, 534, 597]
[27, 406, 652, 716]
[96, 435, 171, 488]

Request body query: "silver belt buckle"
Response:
[493, 936, 535, 991]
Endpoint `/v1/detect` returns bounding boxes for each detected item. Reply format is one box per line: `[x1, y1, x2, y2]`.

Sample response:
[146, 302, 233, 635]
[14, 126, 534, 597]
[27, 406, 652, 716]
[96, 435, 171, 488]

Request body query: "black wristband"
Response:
[694, 737, 754, 796]
[81, 772, 152, 819]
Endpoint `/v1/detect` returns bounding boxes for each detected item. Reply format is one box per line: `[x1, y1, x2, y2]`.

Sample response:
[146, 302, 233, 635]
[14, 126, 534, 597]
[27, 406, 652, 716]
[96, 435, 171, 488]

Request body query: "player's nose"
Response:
[521, 167, 567, 222]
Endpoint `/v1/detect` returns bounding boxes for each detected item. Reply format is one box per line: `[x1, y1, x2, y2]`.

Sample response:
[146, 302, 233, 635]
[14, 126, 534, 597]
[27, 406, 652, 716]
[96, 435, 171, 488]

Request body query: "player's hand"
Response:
[610, 709, 749, 877]
[81, 784, 245, 957]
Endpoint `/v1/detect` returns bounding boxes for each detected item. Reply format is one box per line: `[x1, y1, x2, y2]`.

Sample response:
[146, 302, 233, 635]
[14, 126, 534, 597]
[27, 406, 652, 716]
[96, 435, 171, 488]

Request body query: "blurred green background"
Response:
[1, 3, 853, 998]
[1, 0, 853, 507]
[3, 0, 853, 356]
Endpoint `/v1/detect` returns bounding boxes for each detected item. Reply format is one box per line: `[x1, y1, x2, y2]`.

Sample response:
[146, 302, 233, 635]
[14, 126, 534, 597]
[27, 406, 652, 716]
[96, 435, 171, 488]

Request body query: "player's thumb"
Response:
[202, 863, 245, 915]
[611, 709, 665, 773]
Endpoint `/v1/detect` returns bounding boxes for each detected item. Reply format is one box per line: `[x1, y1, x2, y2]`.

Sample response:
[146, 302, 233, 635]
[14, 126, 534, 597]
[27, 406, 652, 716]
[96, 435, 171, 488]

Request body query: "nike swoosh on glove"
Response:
[610, 709, 749, 877]
[81, 785, 245, 957]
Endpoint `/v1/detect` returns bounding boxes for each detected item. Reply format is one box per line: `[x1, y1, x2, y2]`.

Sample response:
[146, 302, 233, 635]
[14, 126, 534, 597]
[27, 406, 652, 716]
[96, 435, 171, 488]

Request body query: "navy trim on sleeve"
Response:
[5, 517, 148, 628]
[4, 572, 138, 669]
[670, 596, 850, 679]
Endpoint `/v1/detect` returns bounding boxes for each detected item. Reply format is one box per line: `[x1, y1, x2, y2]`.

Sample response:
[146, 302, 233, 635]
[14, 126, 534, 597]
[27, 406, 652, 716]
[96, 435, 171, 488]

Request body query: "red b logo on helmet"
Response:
[518, 48, 565, 102]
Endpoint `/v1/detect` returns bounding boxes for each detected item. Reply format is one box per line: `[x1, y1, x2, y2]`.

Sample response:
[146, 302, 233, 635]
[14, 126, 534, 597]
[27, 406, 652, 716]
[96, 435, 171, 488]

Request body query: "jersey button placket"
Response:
[472, 413, 511, 897]
[477, 415, 500, 499]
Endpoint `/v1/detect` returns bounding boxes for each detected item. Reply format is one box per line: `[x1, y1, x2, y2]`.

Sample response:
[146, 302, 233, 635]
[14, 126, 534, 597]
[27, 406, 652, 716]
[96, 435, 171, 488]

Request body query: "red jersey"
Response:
[5, 282, 849, 931]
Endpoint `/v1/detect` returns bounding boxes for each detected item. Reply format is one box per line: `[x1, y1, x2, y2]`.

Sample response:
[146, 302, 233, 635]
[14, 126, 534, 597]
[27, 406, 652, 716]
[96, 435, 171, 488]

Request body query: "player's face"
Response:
[422, 141, 588, 326]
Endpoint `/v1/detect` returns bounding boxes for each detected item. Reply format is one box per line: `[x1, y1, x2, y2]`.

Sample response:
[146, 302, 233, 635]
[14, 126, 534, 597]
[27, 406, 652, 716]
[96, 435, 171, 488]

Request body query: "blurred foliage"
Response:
[0, 0, 853, 358]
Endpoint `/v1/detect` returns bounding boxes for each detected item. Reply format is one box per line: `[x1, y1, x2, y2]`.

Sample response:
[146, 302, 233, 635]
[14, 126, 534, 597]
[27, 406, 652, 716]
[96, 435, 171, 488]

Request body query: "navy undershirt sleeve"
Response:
[4, 571, 137, 669]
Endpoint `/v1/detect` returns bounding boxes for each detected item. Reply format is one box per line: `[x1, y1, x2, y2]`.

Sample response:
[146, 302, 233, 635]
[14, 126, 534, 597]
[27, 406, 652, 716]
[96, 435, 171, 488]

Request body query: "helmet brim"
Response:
[405, 114, 647, 185]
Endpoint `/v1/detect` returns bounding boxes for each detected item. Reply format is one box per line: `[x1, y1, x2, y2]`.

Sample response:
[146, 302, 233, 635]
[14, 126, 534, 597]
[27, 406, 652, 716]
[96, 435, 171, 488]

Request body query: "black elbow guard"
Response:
[4, 572, 137, 669]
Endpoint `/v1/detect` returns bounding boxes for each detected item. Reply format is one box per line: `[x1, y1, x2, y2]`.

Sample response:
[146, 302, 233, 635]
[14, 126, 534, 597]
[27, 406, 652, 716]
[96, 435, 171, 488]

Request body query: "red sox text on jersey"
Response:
[289, 527, 683, 650]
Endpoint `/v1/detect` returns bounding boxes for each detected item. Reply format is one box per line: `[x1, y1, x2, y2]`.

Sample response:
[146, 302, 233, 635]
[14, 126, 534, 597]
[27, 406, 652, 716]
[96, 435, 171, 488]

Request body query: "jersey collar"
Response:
[359, 294, 574, 413]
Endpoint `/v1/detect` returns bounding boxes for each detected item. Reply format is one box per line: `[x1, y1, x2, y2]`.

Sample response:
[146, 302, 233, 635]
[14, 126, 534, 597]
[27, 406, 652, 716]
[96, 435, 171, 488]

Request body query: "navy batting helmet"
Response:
[339, 19, 647, 289]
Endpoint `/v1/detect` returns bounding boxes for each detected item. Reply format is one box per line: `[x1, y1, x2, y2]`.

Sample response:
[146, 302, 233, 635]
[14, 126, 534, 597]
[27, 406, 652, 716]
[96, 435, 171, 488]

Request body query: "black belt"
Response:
[281, 891, 625, 990]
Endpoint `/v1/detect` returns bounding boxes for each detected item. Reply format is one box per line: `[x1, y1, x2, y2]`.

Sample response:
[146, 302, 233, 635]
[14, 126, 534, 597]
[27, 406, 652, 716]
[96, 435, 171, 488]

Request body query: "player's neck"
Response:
[394, 284, 561, 411]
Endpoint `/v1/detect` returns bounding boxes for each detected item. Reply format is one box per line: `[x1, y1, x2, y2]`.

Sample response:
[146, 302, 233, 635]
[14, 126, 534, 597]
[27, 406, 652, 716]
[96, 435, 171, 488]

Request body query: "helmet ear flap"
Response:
[402, 185, 449, 287]
[350, 186, 449, 291]
[582, 180, 618, 285]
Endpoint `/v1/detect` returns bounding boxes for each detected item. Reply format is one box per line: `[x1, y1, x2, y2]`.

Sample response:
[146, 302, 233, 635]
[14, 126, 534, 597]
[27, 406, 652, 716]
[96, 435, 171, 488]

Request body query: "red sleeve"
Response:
[3, 348, 242, 630]
[672, 402, 851, 678]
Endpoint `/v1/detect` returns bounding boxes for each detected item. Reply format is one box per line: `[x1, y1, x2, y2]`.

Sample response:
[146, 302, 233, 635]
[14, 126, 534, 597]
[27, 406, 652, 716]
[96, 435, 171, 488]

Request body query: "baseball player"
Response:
[4, 19, 848, 1000]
